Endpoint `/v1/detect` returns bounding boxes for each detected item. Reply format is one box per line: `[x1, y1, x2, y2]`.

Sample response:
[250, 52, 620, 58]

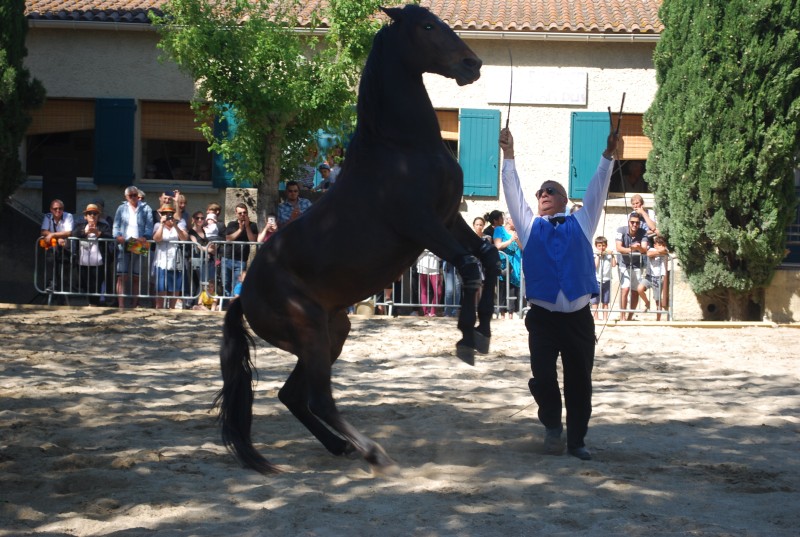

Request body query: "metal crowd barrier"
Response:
[33, 236, 673, 320]
[371, 250, 522, 318]
[593, 253, 675, 321]
[34, 236, 203, 308]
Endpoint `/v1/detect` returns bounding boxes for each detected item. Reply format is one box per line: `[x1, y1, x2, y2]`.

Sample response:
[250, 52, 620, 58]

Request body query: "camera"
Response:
[165, 214, 174, 221]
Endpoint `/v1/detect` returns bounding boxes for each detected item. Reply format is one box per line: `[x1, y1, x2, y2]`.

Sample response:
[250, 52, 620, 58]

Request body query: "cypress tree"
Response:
[0, 0, 45, 209]
[645, 0, 800, 320]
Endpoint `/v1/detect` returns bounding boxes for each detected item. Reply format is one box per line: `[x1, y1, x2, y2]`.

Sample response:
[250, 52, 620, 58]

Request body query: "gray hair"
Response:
[124, 186, 139, 197]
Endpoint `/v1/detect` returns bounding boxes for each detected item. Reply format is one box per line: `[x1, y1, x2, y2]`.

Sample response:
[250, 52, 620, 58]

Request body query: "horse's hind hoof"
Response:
[473, 330, 490, 354]
[342, 441, 361, 460]
[455, 341, 475, 366]
[364, 443, 396, 470]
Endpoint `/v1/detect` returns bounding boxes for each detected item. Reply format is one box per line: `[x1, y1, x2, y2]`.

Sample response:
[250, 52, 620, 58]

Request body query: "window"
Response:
[570, 112, 653, 197]
[140, 101, 212, 182]
[431, 108, 501, 197]
[25, 99, 95, 178]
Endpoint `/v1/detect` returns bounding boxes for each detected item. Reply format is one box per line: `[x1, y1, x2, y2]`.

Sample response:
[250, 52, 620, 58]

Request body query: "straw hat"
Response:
[83, 203, 100, 214]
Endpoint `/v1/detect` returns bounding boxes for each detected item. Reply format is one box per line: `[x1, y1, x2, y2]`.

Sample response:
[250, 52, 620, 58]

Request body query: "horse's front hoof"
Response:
[473, 330, 490, 354]
[455, 341, 475, 366]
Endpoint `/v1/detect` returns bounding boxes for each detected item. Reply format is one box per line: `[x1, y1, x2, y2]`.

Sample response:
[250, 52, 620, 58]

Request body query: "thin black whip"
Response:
[506, 47, 513, 129]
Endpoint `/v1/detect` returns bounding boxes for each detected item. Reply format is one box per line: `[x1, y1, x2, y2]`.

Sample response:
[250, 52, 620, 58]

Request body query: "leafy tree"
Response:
[0, 0, 45, 210]
[152, 0, 398, 220]
[644, 0, 800, 320]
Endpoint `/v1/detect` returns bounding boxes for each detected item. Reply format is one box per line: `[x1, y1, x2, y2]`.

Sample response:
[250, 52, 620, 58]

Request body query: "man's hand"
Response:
[603, 132, 619, 160]
[499, 128, 514, 159]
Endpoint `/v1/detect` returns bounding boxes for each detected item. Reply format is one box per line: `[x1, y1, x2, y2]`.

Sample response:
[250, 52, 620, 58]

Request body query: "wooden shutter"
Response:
[211, 106, 237, 188]
[459, 108, 500, 197]
[140, 101, 208, 141]
[93, 98, 135, 185]
[26, 99, 95, 135]
[610, 113, 652, 160]
[569, 112, 609, 199]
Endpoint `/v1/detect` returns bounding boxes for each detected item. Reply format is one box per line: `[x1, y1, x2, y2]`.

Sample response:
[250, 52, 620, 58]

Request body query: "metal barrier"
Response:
[33, 237, 673, 320]
[371, 250, 522, 318]
[34, 236, 203, 308]
[593, 253, 675, 321]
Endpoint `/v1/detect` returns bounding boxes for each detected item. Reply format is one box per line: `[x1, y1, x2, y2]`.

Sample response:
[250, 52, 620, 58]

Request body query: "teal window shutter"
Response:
[211, 106, 238, 188]
[569, 112, 609, 198]
[93, 99, 135, 185]
[459, 108, 500, 197]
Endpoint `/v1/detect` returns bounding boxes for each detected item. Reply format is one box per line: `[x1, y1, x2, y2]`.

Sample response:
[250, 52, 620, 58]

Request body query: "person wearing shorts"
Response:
[590, 236, 616, 320]
[113, 186, 154, 308]
[615, 212, 648, 320]
[643, 235, 669, 320]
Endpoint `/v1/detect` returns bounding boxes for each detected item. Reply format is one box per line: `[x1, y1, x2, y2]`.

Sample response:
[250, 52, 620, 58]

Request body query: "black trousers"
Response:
[525, 304, 595, 449]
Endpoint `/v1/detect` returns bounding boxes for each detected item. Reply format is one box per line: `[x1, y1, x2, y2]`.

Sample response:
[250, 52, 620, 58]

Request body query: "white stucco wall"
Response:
[25, 27, 194, 100]
[423, 38, 658, 241]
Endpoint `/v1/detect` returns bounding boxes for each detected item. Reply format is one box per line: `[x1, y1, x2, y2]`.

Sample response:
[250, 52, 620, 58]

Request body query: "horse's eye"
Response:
[423, 23, 434, 31]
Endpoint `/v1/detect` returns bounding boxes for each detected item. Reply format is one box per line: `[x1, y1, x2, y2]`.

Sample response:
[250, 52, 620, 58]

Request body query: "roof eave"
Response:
[26, 19, 660, 43]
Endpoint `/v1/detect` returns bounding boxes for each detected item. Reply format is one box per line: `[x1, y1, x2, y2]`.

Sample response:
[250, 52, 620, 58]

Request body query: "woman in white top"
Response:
[153, 203, 188, 308]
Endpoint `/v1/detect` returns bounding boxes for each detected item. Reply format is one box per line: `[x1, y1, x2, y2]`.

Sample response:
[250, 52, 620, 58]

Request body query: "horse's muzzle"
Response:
[455, 57, 482, 86]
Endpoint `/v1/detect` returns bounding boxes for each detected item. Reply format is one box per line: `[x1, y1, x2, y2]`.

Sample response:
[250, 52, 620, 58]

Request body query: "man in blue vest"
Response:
[499, 127, 617, 461]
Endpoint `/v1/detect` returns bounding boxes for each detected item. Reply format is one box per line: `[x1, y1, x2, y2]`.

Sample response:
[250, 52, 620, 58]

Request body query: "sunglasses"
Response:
[85, 212, 99, 216]
[51, 207, 64, 211]
[535, 187, 563, 199]
[194, 216, 205, 220]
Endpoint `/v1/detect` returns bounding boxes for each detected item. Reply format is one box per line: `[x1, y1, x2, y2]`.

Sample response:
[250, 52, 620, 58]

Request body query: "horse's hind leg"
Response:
[278, 310, 357, 458]
[284, 308, 394, 469]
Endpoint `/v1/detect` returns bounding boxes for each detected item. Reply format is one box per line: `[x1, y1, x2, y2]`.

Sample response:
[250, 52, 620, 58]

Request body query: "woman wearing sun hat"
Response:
[72, 203, 113, 306]
[153, 202, 188, 309]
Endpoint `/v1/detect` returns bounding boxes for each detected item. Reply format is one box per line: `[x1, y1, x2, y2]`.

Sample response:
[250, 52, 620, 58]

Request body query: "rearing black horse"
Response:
[217, 4, 500, 474]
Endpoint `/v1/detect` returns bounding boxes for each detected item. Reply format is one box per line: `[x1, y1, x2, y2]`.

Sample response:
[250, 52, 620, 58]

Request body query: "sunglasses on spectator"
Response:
[85, 212, 99, 216]
[535, 187, 564, 199]
[51, 207, 64, 211]
[194, 215, 204, 220]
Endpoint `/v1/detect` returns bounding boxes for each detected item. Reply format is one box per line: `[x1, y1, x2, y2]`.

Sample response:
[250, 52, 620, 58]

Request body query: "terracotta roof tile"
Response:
[25, 0, 663, 34]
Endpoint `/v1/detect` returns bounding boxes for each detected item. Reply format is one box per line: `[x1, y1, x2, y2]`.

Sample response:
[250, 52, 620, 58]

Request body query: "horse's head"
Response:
[382, 5, 481, 86]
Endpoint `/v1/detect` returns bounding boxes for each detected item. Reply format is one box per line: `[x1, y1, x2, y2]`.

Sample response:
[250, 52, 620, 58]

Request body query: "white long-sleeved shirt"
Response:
[502, 156, 613, 312]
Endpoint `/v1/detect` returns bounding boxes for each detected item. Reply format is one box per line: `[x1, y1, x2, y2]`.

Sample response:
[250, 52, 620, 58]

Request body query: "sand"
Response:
[1, 305, 798, 536]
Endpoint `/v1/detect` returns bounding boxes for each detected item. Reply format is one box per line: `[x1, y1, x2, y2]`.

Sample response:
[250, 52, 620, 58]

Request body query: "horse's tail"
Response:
[213, 299, 278, 474]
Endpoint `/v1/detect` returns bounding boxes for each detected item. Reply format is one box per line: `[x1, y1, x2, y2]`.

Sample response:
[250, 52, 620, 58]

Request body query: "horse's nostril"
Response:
[464, 57, 482, 70]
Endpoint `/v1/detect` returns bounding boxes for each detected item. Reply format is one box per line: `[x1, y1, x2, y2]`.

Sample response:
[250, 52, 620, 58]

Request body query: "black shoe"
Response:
[568, 447, 592, 460]
[543, 428, 565, 455]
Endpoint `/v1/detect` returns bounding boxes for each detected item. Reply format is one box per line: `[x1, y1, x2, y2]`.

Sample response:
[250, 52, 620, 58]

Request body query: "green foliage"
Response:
[151, 0, 398, 196]
[645, 0, 800, 299]
[0, 0, 45, 206]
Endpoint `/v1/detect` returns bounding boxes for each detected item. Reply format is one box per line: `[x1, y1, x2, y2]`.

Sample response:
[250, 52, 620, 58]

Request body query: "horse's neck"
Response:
[357, 49, 443, 147]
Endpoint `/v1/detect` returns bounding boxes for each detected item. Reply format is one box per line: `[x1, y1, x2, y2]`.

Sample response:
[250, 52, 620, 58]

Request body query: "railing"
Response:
[33, 237, 673, 320]
[371, 250, 522, 318]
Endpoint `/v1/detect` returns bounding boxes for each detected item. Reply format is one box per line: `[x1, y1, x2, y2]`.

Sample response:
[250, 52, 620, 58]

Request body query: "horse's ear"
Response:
[381, 6, 403, 23]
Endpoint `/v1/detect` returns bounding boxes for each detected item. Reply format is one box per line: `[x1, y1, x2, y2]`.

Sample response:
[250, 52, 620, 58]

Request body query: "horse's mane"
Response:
[354, 24, 389, 138]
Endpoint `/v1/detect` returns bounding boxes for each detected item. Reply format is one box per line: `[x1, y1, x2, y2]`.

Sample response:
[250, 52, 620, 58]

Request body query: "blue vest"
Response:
[523, 216, 599, 303]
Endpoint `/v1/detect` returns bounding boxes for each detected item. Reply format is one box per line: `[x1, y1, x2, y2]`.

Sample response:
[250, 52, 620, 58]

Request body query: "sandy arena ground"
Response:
[1, 305, 798, 536]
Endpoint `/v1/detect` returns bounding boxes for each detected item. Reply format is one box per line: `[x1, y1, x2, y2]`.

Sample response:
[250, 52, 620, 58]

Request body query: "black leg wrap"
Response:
[458, 254, 482, 290]
[478, 241, 501, 279]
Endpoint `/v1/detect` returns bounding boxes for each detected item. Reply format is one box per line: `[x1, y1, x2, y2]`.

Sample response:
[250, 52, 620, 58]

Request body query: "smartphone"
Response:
[267, 216, 276, 226]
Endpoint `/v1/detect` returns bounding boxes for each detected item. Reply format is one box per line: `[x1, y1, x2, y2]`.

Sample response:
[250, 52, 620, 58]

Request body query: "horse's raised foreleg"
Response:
[475, 239, 501, 338]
